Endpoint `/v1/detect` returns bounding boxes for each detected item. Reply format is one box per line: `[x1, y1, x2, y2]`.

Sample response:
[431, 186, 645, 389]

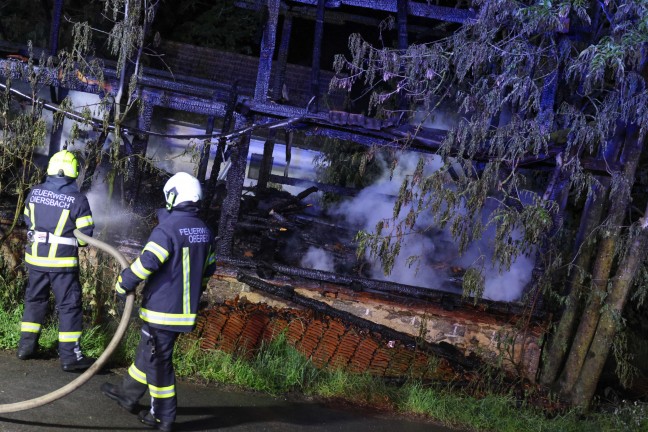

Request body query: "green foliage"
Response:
[170, 331, 648, 431]
[174, 332, 321, 395]
[0, 73, 48, 242]
[313, 137, 386, 196]
[79, 248, 123, 325]
[316, 368, 393, 406]
[0, 304, 646, 430]
[611, 327, 639, 390]
[463, 266, 485, 302]
[0, 257, 26, 309]
[611, 402, 648, 432]
[330, 0, 648, 307]
[0, 306, 23, 350]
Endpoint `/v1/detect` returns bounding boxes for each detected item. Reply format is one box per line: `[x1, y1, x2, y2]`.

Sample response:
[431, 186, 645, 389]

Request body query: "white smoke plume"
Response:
[315, 152, 534, 302]
[301, 246, 336, 272]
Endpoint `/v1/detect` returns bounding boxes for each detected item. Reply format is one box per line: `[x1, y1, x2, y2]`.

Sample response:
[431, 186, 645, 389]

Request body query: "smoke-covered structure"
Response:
[0, 0, 551, 382]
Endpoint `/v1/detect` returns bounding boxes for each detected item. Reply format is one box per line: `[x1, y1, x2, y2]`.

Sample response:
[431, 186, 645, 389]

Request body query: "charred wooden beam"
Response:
[139, 88, 231, 117]
[267, 174, 360, 196]
[217, 254, 546, 319]
[197, 92, 220, 182]
[270, 261, 465, 300]
[272, 13, 293, 102]
[255, 0, 281, 102]
[257, 131, 277, 189]
[217, 116, 253, 256]
[216, 256, 545, 319]
[236, 272, 479, 370]
[310, 0, 326, 111]
[124, 99, 155, 206]
[46, 0, 65, 157]
[236, 0, 475, 24]
[139, 69, 234, 98]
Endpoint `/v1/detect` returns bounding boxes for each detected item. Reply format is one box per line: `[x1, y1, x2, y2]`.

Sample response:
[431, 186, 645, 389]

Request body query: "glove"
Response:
[114, 278, 131, 316]
[115, 276, 134, 301]
[115, 280, 127, 298]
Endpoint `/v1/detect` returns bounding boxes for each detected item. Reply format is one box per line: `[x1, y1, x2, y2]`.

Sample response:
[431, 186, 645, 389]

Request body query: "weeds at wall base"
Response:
[0, 306, 646, 432]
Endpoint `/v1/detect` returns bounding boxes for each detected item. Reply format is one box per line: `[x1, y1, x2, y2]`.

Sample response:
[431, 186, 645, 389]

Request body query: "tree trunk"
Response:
[540, 178, 608, 386]
[558, 125, 641, 397]
[570, 211, 648, 409]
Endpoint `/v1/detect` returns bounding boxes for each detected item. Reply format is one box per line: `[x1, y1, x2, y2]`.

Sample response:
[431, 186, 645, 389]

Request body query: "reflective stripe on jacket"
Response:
[23, 176, 94, 272]
[119, 206, 216, 332]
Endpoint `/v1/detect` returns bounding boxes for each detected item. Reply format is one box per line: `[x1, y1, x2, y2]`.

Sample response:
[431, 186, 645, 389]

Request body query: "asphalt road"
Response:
[0, 350, 457, 432]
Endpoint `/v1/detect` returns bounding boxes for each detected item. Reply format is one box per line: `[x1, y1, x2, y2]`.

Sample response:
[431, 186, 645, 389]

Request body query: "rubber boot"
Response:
[102, 374, 147, 413]
[17, 334, 39, 360]
[61, 356, 96, 372]
[101, 382, 138, 413]
[138, 410, 174, 432]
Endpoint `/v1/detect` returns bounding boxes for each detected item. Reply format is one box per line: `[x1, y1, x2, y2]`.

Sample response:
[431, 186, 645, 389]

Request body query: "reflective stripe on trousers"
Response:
[121, 323, 179, 422]
[20, 270, 83, 362]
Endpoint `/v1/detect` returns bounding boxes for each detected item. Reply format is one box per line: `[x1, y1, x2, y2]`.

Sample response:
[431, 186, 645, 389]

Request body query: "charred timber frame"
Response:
[0, 55, 618, 175]
[219, 255, 545, 319]
[204, 83, 240, 208]
[256, 0, 281, 102]
[197, 92, 221, 182]
[217, 114, 253, 256]
[310, 0, 326, 111]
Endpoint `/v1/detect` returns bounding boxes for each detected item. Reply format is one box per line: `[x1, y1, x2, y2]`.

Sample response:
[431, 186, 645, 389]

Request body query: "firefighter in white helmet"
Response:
[19, 150, 96, 371]
[101, 172, 216, 432]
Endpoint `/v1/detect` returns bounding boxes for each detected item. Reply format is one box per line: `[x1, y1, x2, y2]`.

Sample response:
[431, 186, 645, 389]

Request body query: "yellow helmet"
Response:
[47, 150, 79, 179]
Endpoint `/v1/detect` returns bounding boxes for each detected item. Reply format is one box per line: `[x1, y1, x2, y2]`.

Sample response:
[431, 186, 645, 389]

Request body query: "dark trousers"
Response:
[20, 269, 83, 362]
[120, 323, 179, 422]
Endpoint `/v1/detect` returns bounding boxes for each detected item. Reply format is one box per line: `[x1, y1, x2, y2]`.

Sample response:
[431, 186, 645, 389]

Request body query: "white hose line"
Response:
[0, 230, 134, 413]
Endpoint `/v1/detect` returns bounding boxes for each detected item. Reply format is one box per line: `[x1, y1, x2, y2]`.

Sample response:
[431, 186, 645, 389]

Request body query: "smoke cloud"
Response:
[300, 151, 534, 302]
[301, 246, 336, 272]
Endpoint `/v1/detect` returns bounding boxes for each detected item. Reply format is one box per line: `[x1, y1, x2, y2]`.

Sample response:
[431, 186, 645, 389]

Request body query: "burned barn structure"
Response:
[0, 0, 567, 381]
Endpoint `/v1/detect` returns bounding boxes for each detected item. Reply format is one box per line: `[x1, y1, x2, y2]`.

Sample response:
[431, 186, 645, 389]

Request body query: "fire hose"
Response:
[0, 229, 134, 413]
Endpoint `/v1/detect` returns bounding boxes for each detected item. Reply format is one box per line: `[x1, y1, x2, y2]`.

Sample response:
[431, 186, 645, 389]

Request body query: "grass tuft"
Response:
[1, 303, 647, 432]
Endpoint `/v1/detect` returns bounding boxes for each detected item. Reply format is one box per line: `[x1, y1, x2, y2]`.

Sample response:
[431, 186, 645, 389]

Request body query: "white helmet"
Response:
[163, 172, 203, 210]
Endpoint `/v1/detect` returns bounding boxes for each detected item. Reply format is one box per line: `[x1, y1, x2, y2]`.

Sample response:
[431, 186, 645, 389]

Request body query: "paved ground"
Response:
[0, 351, 457, 432]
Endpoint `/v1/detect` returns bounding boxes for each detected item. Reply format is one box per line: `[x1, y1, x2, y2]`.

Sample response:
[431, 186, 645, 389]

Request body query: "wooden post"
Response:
[254, 0, 281, 102]
[310, 0, 326, 111]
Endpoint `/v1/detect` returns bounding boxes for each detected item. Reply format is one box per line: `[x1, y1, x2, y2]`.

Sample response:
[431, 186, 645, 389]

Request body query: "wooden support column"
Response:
[124, 100, 154, 207]
[396, 0, 409, 113]
[257, 12, 293, 190]
[397, 0, 409, 50]
[204, 82, 239, 210]
[272, 12, 293, 101]
[254, 0, 281, 102]
[257, 131, 276, 190]
[47, 0, 67, 157]
[217, 115, 253, 256]
[310, 0, 326, 111]
[198, 92, 220, 182]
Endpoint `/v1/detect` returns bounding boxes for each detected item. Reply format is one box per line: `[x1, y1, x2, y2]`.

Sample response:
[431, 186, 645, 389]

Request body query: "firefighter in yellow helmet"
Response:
[18, 150, 96, 372]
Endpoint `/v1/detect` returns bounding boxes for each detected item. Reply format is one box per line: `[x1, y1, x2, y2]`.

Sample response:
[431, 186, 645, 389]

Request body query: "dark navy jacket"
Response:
[23, 176, 94, 272]
[118, 205, 216, 333]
